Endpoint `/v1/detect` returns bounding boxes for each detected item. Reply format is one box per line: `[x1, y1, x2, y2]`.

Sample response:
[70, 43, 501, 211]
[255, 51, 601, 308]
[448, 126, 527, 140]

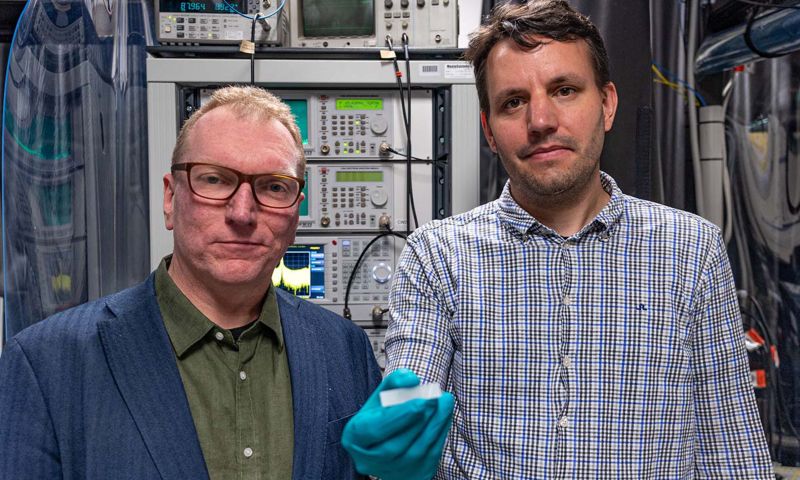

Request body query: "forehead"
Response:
[485, 37, 596, 92]
[186, 106, 300, 175]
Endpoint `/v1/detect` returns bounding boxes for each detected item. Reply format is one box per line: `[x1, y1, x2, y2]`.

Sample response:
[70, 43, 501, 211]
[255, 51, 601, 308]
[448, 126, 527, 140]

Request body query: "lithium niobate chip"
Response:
[379, 383, 443, 407]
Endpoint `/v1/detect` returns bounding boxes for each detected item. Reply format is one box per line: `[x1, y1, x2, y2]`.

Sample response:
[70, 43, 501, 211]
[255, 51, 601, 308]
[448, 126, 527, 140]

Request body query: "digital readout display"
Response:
[336, 171, 384, 182]
[335, 98, 383, 111]
[160, 0, 243, 13]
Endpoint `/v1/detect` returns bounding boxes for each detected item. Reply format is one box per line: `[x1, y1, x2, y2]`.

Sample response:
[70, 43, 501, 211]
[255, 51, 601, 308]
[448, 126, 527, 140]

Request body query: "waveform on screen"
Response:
[272, 254, 311, 297]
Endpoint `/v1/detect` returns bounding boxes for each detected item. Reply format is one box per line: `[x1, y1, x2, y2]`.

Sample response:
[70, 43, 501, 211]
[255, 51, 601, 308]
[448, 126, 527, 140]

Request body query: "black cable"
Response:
[385, 36, 413, 235]
[250, 15, 258, 85]
[742, 296, 800, 450]
[384, 146, 434, 162]
[743, 6, 796, 59]
[342, 229, 407, 320]
[402, 34, 419, 232]
[741, 310, 778, 455]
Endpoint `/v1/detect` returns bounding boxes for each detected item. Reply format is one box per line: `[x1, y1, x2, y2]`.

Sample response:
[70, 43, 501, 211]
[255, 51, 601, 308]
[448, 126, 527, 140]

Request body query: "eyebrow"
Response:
[494, 87, 528, 102]
[548, 73, 588, 88]
[493, 73, 589, 101]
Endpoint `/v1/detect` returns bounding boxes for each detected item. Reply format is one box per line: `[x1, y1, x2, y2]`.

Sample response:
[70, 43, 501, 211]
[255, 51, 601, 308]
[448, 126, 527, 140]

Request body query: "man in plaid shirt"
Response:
[375, 1, 773, 478]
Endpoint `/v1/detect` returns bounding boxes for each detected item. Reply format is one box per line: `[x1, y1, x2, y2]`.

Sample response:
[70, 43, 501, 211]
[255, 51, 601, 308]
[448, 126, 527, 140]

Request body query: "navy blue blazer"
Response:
[0, 274, 382, 479]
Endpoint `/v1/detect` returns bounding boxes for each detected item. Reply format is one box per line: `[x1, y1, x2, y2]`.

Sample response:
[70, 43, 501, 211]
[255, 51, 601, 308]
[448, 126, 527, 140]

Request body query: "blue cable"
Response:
[652, 60, 708, 106]
[222, 0, 286, 20]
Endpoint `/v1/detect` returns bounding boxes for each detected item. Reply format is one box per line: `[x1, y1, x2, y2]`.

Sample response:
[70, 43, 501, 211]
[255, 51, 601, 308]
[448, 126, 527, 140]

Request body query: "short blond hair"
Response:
[172, 85, 306, 175]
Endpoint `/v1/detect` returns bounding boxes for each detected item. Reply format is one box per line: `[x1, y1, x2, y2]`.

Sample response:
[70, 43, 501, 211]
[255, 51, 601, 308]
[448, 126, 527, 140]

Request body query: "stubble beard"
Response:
[499, 113, 606, 208]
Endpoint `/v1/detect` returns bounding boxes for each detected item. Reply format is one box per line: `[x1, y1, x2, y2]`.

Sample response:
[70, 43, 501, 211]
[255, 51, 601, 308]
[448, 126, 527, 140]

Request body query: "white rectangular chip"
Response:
[379, 383, 443, 408]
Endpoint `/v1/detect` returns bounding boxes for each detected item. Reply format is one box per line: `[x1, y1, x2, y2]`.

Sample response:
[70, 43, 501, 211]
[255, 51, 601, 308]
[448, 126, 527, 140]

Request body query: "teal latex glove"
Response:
[342, 369, 455, 480]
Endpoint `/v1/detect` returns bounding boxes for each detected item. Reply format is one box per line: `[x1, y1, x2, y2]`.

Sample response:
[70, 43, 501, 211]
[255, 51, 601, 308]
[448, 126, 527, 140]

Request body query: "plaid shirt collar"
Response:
[495, 171, 626, 240]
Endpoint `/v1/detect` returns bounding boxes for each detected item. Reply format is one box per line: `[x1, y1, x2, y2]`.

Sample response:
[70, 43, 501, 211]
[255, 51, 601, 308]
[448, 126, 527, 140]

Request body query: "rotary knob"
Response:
[372, 263, 393, 284]
[370, 117, 389, 135]
[370, 189, 389, 207]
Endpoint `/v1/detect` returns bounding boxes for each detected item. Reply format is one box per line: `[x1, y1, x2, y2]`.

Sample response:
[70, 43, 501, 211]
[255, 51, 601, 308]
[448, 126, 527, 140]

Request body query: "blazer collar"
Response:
[276, 289, 329, 480]
[98, 274, 208, 480]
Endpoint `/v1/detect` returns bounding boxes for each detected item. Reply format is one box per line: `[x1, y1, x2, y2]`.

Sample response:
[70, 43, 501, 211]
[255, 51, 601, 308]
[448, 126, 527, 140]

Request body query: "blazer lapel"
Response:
[98, 276, 208, 480]
[277, 290, 328, 480]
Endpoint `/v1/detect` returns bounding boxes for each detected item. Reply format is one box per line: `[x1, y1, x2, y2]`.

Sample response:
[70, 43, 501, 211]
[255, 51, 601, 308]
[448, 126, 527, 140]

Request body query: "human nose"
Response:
[225, 181, 258, 225]
[527, 94, 558, 137]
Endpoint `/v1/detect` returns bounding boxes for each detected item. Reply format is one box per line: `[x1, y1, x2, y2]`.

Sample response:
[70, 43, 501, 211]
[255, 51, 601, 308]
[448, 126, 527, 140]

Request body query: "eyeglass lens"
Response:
[188, 164, 300, 207]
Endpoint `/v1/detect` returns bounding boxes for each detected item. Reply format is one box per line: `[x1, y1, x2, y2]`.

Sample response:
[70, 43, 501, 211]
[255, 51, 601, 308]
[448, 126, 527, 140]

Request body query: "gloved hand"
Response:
[341, 369, 455, 480]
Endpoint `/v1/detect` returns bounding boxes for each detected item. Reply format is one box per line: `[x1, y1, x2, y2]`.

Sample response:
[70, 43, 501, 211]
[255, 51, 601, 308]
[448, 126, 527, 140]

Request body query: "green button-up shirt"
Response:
[155, 258, 293, 480]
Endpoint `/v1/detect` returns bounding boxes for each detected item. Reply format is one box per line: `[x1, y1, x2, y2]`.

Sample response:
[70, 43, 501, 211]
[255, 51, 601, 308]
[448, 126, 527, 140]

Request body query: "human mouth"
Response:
[217, 241, 265, 253]
[520, 144, 572, 161]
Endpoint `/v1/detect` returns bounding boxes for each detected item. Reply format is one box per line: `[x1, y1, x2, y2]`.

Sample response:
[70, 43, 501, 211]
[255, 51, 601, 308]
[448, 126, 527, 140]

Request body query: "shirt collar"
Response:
[155, 256, 285, 357]
[495, 171, 626, 239]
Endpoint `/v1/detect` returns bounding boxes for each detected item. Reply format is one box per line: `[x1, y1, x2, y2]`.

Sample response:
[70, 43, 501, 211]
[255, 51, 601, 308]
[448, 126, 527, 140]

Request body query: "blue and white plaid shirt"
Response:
[386, 172, 773, 479]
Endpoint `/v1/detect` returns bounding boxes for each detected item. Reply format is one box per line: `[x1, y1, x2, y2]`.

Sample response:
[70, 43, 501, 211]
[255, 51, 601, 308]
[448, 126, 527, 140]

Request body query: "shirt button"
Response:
[562, 355, 572, 369]
[239, 371, 247, 381]
[563, 295, 573, 306]
[214, 331, 224, 341]
[558, 416, 569, 428]
[243, 447, 253, 458]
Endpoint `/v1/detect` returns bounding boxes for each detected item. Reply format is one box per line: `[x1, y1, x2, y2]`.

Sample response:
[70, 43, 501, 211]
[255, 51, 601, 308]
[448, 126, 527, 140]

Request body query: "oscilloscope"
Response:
[287, 0, 458, 48]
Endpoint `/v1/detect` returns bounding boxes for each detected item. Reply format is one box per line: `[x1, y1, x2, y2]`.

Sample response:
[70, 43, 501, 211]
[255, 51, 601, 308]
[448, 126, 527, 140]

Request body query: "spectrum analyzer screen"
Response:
[272, 244, 325, 299]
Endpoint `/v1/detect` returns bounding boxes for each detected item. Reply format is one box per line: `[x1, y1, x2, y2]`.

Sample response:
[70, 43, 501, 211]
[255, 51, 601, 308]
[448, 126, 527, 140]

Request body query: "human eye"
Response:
[193, 165, 236, 188]
[197, 172, 233, 186]
[256, 176, 293, 196]
[555, 86, 577, 97]
[268, 181, 289, 193]
[502, 97, 524, 111]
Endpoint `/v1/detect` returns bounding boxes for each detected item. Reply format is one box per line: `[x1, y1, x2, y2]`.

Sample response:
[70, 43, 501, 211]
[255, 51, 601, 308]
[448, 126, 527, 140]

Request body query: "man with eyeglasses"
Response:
[0, 86, 381, 479]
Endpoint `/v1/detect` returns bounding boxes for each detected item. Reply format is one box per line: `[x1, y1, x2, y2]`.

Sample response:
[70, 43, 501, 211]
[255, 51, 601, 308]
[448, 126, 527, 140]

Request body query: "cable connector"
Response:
[343, 306, 352, 320]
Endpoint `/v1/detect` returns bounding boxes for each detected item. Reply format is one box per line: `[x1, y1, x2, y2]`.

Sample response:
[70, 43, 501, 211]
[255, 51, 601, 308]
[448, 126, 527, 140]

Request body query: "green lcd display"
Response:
[336, 98, 383, 111]
[336, 171, 383, 182]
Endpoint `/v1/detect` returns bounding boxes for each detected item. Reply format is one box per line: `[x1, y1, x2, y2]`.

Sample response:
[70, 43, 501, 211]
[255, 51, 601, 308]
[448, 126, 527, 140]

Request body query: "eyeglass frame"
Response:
[171, 162, 306, 209]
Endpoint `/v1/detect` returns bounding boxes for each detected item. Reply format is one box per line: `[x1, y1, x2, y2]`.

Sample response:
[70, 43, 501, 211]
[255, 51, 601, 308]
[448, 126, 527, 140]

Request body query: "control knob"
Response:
[371, 117, 389, 135]
[372, 263, 393, 284]
[370, 189, 389, 207]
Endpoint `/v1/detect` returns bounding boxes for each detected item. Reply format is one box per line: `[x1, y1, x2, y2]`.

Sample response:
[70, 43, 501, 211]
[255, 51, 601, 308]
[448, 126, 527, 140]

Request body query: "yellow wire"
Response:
[652, 64, 700, 107]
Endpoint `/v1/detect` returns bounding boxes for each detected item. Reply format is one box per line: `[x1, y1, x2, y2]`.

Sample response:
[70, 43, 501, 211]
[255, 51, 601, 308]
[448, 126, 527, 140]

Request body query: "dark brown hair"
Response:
[464, 0, 610, 115]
